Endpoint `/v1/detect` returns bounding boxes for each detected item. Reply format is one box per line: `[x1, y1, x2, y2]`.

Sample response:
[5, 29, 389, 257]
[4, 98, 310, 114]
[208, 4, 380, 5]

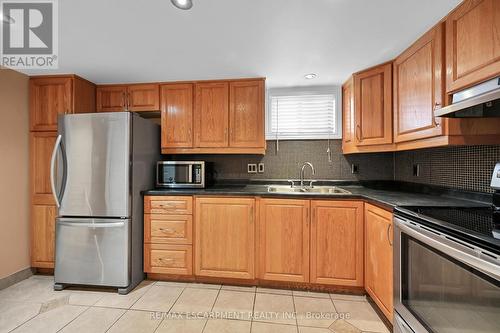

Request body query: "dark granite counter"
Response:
[143, 181, 491, 211]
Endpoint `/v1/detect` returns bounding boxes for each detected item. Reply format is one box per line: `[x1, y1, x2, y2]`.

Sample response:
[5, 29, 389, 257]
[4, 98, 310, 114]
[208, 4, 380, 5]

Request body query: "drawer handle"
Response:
[158, 257, 175, 263]
[158, 204, 177, 208]
[159, 227, 175, 234]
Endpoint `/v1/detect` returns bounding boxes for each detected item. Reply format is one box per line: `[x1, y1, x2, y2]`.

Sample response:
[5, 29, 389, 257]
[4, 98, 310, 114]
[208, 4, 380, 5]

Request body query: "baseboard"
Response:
[0, 267, 34, 290]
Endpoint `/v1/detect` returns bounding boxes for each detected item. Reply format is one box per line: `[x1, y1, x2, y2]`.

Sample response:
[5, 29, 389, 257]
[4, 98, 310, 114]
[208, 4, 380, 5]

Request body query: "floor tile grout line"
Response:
[54, 305, 91, 333]
[291, 292, 299, 330]
[6, 305, 43, 333]
[152, 285, 188, 332]
[104, 308, 128, 333]
[249, 287, 257, 332]
[200, 284, 222, 333]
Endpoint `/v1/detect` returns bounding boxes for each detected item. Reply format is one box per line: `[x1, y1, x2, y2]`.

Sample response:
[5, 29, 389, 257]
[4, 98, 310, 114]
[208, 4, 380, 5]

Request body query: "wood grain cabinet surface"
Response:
[393, 23, 445, 143]
[445, 0, 500, 93]
[31, 204, 56, 268]
[310, 200, 364, 287]
[364, 203, 393, 323]
[341, 78, 356, 153]
[97, 84, 159, 112]
[194, 197, 255, 279]
[161, 83, 194, 148]
[353, 62, 393, 147]
[258, 198, 310, 283]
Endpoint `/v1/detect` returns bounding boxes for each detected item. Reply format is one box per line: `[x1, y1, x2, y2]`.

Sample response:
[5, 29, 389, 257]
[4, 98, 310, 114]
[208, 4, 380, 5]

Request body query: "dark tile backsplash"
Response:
[395, 145, 500, 194]
[166, 140, 394, 181]
[165, 141, 500, 194]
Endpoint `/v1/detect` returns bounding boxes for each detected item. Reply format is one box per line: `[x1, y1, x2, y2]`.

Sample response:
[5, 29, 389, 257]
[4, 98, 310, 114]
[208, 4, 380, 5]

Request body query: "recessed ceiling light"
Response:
[171, 0, 193, 10]
[304, 73, 317, 80]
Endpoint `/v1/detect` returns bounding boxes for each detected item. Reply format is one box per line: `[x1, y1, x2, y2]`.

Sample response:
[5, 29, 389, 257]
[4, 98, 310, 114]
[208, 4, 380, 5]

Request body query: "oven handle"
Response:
[395, 218, 500, 281]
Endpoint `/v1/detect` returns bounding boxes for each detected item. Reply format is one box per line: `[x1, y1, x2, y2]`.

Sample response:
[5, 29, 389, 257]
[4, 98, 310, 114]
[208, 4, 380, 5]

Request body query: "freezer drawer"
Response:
[54, 218, 130, 287]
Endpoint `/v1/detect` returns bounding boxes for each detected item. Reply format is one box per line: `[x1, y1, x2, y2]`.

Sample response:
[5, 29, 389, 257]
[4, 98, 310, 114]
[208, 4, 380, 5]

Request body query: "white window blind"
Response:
[266, 89, 340, 140]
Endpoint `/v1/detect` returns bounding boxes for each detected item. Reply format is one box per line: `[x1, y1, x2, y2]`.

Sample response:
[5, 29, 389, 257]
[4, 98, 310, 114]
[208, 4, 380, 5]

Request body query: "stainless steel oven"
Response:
[156, 161, 206, 188]
[393, 216, 500, 333]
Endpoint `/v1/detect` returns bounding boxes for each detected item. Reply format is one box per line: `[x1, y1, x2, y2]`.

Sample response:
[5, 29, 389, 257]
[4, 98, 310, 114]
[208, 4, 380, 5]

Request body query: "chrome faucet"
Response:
[300, 162, 316, 188]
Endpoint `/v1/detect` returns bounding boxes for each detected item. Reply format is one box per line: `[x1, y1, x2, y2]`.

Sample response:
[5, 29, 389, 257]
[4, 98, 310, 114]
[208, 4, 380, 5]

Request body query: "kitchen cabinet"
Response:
[144, 196, 193, 275]
[96, 83, 159, 112]
[161, 78, 266, 154]
[30, 132, 57, 203]
[310, 200, 364, 287]
[393, 23, 445, 143]
[30, 75, 96, 131]
[194, 197, 255, 279]
[31, 204, 56, 268]
[258, 198, 310, 283]
[353, 62, 393, 146]
[341, 78, 356, 153]
[161, 84, 194, 148]
[445, 0, 500, 93]
[365, 203, 393, 323]
[229, 80, 265, 148]
[194, 82, 229, 148]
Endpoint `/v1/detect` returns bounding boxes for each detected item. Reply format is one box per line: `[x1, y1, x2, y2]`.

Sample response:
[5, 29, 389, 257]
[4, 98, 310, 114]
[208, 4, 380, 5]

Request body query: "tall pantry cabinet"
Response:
[29, 75, 96, 268]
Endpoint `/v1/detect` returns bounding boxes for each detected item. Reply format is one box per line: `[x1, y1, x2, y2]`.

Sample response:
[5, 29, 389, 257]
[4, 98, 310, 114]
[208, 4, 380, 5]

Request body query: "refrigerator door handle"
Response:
[57, 221, 126, 228]
[50, 134, 63, 208]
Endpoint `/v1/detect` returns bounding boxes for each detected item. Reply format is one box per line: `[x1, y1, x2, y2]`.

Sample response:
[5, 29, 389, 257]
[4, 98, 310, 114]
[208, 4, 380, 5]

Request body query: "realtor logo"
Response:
[1, 0, 58, 69]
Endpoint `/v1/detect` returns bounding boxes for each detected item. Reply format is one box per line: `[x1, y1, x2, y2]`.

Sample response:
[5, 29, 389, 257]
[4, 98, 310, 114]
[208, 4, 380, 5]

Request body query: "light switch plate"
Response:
[258, 163, 265, 173]
[247, 164, 257, 174]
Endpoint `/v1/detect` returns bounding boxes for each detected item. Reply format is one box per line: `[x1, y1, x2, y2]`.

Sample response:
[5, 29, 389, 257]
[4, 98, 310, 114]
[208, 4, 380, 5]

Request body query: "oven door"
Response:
[394, 216, 500, 333]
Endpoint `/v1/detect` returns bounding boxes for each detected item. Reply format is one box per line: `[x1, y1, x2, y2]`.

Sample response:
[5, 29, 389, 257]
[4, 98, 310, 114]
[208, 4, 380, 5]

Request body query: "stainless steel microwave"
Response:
[156, 161, 206, 188]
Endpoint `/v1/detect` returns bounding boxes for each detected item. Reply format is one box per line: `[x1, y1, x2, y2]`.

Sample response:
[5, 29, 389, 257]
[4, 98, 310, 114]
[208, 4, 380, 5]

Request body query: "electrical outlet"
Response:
[258, 163, 265, 173]
[247, 163, 257, 174]
[351, 164, 359, 174]
[413, 163, 421, 177]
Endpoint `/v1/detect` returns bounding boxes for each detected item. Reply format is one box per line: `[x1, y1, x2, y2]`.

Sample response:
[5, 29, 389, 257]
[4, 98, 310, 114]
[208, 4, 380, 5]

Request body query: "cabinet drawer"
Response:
[144, 196, 193, 215]
[144, 244, 193, 275]
[144, 214, 192, 244]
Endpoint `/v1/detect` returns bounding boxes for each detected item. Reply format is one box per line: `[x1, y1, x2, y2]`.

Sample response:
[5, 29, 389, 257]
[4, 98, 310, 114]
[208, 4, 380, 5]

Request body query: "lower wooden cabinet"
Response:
[310, 200, 364, 286]
[258, 198, 310, 283]
[365, 203, 394, 322]
[195, 197, 255, 279]
[31, 204, 56, 268]
[144, 243, 193, 275]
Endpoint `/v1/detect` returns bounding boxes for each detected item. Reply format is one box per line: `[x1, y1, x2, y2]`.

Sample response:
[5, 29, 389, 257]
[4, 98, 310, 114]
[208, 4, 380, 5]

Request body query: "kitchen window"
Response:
[266, 87, 341, 140]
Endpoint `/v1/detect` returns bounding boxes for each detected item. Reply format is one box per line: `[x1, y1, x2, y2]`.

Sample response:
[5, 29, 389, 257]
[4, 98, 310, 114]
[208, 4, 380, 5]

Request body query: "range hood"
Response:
[435, 77, 500, 118]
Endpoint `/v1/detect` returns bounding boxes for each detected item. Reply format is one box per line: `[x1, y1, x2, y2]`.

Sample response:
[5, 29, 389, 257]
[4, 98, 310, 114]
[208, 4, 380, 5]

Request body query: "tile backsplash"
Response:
[395, 145, 500, 193]
[166, 140, 394, 181]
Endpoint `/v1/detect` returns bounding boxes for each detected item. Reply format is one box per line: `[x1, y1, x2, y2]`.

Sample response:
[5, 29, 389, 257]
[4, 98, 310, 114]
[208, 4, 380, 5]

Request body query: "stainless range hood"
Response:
[435, 77, 500, 118]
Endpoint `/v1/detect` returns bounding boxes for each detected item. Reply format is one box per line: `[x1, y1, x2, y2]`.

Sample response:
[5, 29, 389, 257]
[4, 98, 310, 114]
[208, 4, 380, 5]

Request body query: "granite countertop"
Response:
[143, 182, 491, 211]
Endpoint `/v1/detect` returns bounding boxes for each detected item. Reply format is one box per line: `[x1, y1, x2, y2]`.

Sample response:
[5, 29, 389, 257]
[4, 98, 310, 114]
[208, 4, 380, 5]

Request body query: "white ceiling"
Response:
[23, 0, 461, 87]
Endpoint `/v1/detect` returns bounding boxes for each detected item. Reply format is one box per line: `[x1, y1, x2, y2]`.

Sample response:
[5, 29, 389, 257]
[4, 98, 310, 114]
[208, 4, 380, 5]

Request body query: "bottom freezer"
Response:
[54, 218, 130, 287]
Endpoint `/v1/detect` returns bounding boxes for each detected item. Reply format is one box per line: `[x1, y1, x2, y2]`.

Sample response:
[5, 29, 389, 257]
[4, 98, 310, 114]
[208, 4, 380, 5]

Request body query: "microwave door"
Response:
[57, 113, 131, 218]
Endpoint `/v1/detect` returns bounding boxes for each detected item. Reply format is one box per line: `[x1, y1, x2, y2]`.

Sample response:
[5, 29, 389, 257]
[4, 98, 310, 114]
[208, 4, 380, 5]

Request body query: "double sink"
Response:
[267, 185, 351, 195]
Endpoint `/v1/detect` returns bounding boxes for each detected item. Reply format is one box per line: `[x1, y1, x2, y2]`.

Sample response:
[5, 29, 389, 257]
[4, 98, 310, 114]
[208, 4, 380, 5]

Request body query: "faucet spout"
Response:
[300, 162, 316, 188]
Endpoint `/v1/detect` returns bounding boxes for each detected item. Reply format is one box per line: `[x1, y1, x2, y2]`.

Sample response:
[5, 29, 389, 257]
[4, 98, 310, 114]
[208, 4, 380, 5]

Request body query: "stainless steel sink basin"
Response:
[267, 185, 352, 195]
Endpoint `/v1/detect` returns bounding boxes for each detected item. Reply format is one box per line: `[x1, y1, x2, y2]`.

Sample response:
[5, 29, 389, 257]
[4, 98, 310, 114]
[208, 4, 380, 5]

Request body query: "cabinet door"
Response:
[161, 84, 193, 148]
[353, 63, 393, 146]
[194, 82, 229, 148]
[394, 24, 444, 143]
[30, 132, 57, 204]
[365, 203, 393, 323]
[30, 78, 72, 131]
[446, 0, 500, 92]
[258, 199, 310, 282]
[229, 80, 265, 148]
[31, 204, 56, 268]
[128, 84, 160, 111]
[342, 78, 355, 152]
[96, 85, 127, 112]
[195, 197, 255, 279]
[310, 201, 364, 287]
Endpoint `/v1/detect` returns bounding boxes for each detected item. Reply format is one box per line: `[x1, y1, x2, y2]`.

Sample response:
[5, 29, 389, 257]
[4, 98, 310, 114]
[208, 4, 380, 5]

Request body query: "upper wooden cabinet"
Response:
[96, 84, 159, 112]
[30, 75, 96, 131]
[393, 23, 445, 144]
[194, 82, 229, 148]
[310, 200, 364, 287]
[30, 132, 57, 204]
[161, 84, 194, 148]
[229, 80, 265, 148]
[445, 0, 500, 93]
[353, 62, 393, 146]
[341, 78, 356, 152]
[161, 78, 266, 154]
[195, 197, 255, 279]
[365, 203, 393, 323]
[258, 198, 310, 283]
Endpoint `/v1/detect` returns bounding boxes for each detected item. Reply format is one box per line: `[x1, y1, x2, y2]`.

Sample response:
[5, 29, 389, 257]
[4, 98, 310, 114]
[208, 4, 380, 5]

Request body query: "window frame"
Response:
[265, 85, 342, 140]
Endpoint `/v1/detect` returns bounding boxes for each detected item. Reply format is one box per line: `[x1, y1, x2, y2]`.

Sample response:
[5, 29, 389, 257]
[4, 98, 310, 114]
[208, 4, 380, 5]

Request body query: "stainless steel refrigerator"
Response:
[50, 112, 159, 294]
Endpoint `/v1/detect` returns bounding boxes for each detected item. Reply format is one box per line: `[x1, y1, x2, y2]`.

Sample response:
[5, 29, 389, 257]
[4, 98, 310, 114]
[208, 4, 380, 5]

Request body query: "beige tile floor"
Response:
[0, 275, 390, 333]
